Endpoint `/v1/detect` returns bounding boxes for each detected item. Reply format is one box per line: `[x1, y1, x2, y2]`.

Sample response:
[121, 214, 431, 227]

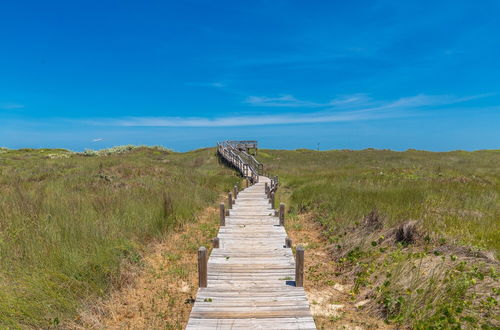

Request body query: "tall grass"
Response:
[259, 148, 500, 327]
[0, 147, 237, 328]
[260, 149, 500, 254]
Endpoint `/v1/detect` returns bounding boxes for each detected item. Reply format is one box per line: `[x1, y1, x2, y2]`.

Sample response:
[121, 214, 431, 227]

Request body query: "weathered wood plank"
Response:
[187, 176, 315, 329]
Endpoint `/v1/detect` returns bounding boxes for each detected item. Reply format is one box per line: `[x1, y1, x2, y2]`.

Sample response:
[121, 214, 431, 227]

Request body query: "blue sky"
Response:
[1, 0, 499, 151]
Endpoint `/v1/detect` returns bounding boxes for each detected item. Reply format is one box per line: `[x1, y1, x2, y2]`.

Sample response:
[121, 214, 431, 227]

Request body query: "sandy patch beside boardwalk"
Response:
[73, 207, 218, 329]
[287, 213, 392, 329]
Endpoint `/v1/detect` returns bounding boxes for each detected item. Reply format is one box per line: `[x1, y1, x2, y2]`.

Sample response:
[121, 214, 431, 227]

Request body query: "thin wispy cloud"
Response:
[244, 95, 320, 107]
[385, 93, 495, 108]
[92, 138, 104, 142]
[244, 94, 373, 108]
[0, 103, 25, 110]
[327, 94, 372, 107]
[81, 93, 491, 128]
[244, 93, 493, 109]
[86, 110, 396, 127]
[185, 82, 226, 88]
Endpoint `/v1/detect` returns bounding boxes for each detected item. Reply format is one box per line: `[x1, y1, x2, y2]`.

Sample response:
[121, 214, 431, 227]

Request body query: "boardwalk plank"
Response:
[186, 176, 315, 329]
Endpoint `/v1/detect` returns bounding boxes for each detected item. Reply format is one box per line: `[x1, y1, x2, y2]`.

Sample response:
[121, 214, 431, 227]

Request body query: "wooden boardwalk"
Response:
[187, 176, 316, 329]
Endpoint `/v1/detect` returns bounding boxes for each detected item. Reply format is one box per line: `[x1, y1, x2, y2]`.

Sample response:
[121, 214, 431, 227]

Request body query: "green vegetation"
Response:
[2, 146, 499, 328]
[0, 146, 237, 328]
[259, 148, 500, 328]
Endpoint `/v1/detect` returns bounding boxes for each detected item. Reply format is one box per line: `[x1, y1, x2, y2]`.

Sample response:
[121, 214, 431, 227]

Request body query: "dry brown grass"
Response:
[70, 206, 219, 329]
[286, 212, 392, 329]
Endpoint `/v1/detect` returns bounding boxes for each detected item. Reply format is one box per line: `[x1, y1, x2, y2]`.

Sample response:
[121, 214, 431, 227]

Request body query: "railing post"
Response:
[213, 237, 219, 248]
[265, 182, 269, 196]
[233, 185, 238, 199]
[295, 246, 304, 287]
[285, 236, 292, 248]
[228, 192, 233, 209]
[270, 192, 275, 209]
[279, 203, 285, 226]
[198, 247, 208, 288]
[220, 203, 225, 226]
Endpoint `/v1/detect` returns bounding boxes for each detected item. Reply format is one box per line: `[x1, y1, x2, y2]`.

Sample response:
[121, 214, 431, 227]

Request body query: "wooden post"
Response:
[228, 192, 233, 209]
[198, 247, 207, 288]
[265, 182, 269, 196]
[233, 185, 238, 200]
[219, 203, 225, 226]
[279, 203, 285, 226]
[270, 192, 275, 209]
[213, 237, 219, 248]
[285, 237, 292, 248]
[295, 246, 304, 287]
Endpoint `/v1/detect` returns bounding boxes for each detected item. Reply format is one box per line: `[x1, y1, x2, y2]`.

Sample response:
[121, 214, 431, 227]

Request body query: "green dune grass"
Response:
[0, 147, 237, 328]
[1, 146, 498, 328]
[259, 148, 500, 328]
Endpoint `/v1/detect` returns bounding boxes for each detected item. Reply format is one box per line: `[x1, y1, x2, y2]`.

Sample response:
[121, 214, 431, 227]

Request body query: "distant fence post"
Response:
[270, 192, 275, 209]
[228, 192, 233, 209]
[213, 237, 219, 248]
[295, 246, 304, 287]
[198, 247, 208, 288]
[219, 203, 225, 226]
[279, 203, 285, 226]
[265, 182, 269, 196]
[233, 185, 238, 199]
[285, 237, 292, 248]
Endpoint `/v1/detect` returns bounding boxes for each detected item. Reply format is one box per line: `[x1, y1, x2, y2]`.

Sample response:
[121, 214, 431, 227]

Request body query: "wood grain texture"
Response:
[198, 247, 207, 288]
[219, 203, 225, 226]
[187, 177, 315, 329]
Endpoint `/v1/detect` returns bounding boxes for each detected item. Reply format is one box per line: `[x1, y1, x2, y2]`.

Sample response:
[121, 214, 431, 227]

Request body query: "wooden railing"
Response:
[238, 149, 264, 175]
[217, 140, 278, 189]
[268, 174, 279, 193]
[217, 141, 259, 183]
[226, 140, 258, 152]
